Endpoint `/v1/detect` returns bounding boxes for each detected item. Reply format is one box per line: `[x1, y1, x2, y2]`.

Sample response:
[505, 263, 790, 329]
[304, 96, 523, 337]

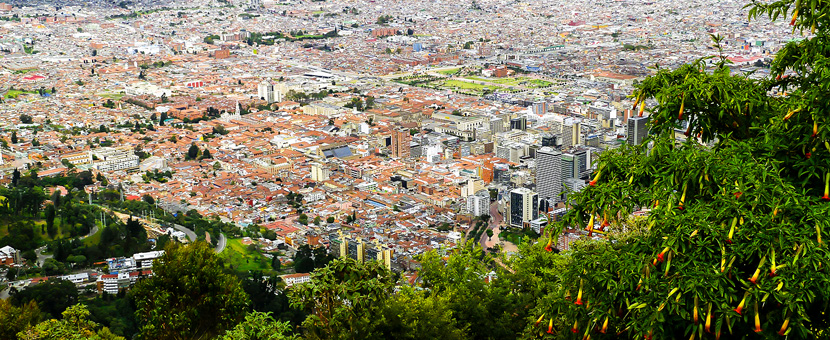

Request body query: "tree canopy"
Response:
[522, 2, 830, 338]
[131, 242, 249, 340]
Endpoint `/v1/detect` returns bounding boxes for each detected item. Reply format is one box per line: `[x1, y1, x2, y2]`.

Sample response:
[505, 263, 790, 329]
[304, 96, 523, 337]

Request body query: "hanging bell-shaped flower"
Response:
[575, 279, 584, 305]
[753, 303, 762, 333]
[733, 293, 748, 315]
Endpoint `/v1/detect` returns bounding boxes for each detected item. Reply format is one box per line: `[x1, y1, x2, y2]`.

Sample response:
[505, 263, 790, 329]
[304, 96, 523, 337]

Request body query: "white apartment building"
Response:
[92, 147, 140, 172]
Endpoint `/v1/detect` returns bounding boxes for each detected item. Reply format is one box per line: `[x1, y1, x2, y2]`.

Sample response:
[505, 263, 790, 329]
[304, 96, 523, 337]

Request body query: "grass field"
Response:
[83, 223, 103, 246]
[467, 76, 553, 88]
[220, 238, 272, 273]
[5, 89, 38, 99]
[442, 79, 499, 92]
[438, 68, 461, 75]
[0, 216, 79, 241]
[499, 228, 540, 246]
[97, 93, 124, 100]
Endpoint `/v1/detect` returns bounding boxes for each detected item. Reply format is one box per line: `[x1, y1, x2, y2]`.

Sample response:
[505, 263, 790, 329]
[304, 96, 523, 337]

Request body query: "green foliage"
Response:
[218, 311, 297, 340]
[11, 279, 78, 319]
[17, 304, 124, 340]
[292, 245, 332, 274]
[241, 271, 305, 326]
[83, 295, 139, 338]
[519, 3, 830, 338]
[132, 242, 249, 340]
[419, 242, 534, 339]
[0, 299, 41, 340]
[290, 257, 465, 339]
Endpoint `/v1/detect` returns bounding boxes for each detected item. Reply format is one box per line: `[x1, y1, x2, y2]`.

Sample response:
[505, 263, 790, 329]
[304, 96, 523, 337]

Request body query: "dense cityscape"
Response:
[0, 0, 827, 339]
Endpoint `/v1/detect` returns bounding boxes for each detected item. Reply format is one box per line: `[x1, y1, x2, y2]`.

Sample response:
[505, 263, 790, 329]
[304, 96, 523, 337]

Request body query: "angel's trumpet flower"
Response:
[791, 0, 801, 26]
[535, 314, 545, 327]
[749, 256, 767, 285]
[693, 296, 699, 324]
[733, 293, 749, 315]
[600, 316, 608, 334]
[753, 303, 762, 333]
[778, 317, 790, 336]
[704, 303, 713, 333]
[575, 279, 584, 305]
[589, 168, 602, 186]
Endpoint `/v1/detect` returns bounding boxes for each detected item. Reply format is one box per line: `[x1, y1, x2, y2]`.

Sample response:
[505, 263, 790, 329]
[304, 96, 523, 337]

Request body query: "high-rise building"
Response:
[466, 190, 490, 217]
[490, 117, 505, 134]
[562, 121, 581, 148]
[541, 133, 558, 147]
[391, 129, 411, 158]
[329, 232, 393, 270]
[310, 163, 329, 182]
[510, 188, 538, 228]
[510, 117, 527, 131]
[627, 116, 650, 145]
[536, 147, 562, 204]
[532, 101, 548, 116]
[561, 153, 576, 179]
[494, 163, 510, 184]
[574, 149, 589, 178]
[257, 81, 281, 103]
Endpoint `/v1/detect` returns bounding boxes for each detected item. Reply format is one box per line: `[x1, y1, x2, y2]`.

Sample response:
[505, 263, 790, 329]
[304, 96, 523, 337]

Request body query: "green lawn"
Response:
[98, 93, 124, 100]
[467, 76, 553, 88]
[438, 68, 460, 75]
[442, 79, 498, 92]
[219, 238, 273, 273]
[5, 89, 38, 99]
[499, 228, 540, 246]
[83, 222, 104, 246]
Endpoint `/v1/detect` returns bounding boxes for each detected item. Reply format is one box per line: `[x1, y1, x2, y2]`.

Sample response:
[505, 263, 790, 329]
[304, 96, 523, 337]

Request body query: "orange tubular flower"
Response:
[547, 318, 554, 334]
[678, 93, 686, 120]
[535, 314, 545, 327]
[589, 168, 602, 186]
[575, 279, 584, 305]
[749, 256, 766, 285]
[572, 320, 579, 333]
[600, 211, 610, 229]
[791, 0, 800, 26]
[817, 224, 823, 245]
[639, 100, 646, 117]
[586, 213, 595, 237]
[727, 217, 737, 244]
[635, 278, 642, 291]
[812, 120, 818, 138]
[678, 183, 688, 210]
[754, 303, 762, 333]
[733, 293, 749, 315]
[656, 247, 670, 263]
[600, 316, 609, 334]
[822, 173, 830, 201]
[544, 238, 554, 252]
[693, 296, 699, 324]
[783, 108, 801, 120]
[705, 304, 713, 333]
[778, 317, 790, 336]
[645, 329, 653, 340]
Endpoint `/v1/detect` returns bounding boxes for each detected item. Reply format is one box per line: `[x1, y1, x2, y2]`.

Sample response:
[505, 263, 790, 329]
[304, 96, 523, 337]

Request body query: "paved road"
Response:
[215, 233, 226, 254]
[35, 246, 52, 267]
[97, 204, 225, 253]
[80, 224, 99, 240]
